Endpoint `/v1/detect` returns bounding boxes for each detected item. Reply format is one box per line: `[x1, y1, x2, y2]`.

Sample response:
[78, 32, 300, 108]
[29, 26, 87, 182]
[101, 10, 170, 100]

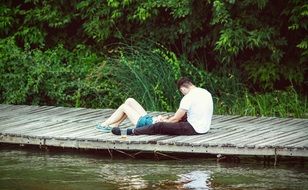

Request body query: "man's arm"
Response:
[165, 108, 187, 123]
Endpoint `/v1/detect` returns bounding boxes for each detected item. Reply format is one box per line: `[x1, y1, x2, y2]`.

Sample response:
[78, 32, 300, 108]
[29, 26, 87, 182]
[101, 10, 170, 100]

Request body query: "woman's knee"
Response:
[118, 103, 129, 113]
[124, 98, 136, 106]
[120, 104, 131, 112]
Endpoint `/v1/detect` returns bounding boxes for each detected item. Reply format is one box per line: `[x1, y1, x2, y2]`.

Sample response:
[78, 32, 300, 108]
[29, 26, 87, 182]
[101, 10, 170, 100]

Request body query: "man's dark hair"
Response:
[177, 77, 193, 90]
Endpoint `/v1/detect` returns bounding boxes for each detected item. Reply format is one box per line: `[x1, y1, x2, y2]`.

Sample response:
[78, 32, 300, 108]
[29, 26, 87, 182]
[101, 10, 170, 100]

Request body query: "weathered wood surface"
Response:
[0, 104, 307, 157]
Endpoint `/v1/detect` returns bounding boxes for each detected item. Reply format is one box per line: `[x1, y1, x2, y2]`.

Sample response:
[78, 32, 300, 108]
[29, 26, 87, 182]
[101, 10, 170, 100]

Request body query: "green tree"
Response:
[0, 0, 307, 116]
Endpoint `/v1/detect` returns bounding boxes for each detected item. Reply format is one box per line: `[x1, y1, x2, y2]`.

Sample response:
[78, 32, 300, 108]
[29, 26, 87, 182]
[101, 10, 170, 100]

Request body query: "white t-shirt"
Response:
[179, 87, 213, 133]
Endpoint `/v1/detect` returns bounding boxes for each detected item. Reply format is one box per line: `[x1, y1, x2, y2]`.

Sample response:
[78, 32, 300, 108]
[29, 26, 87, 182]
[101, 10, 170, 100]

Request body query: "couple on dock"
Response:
[96, 77, 213, 136]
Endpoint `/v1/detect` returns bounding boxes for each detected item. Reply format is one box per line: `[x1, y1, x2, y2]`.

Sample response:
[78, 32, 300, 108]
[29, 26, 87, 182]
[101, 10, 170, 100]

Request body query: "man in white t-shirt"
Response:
[129, 77, 213, 135]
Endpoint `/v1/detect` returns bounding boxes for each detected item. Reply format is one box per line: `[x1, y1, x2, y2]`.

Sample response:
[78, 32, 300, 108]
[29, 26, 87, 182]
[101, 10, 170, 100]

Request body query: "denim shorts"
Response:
[136, 115, 153, 128]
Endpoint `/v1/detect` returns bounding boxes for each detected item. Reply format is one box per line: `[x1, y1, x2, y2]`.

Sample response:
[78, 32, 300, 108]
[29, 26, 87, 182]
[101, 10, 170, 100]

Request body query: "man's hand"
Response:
[156, 115, 168, 122]
[166, 109, 187, 123]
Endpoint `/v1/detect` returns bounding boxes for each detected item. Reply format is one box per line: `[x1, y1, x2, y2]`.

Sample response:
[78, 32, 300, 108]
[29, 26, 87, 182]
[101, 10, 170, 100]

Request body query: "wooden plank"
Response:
[67, 109, 108, 120]
[276, 136, 308, 148]
[33, 107, 80, 117]
[25, 121, 71, 136]
[217, 131, 283, 148]
[275, 123, 307, 133]
[211, 128, 274, 145]
[0, 104, 12, 110]
[211, 115, 242, 124]
[75, 110, 114, 123]
[26, 106, 57, 115]
[28, 106, 72, 116]
[280, 125, 308, 134]
[56, 124, 96, 138]
[211, 115, 224, 121]
[230, 117, 262, 125]
[2, 121, 47, 137]
[0, 105, 29, 113]
[209, 121, 244, 131]
[173, 135, 209, 146]
[223, 128, 282, 148]
[0, 117, 65, 130]
[3, 120, 52, 134]
[22, 121, 72, 137]
[0, 116, 10, 122]
[0, 105, 34, 116]
[258, 132, 307, 147]
[0, 117, 29, 128]
[200, 129, 273, 147]
[130, 135, 169, 144]
[31, 122, 87, 138]
[188, 129, 243, 146]
[74, 129, 115, 140]
[0, 118, 42, 131]
[273, 120, 305, 129]
[25, 107, 71, 118]
[180, 130, 246, 146]
[219, 116, 258, 125]
[241, 130, 293, 146]
[69, 127, 111, 139]
[285, 139, 308, 148]
[249, 117, 285, 125]
[267, 118, 295, 126]
[159, 135, 196, 145]
[64, 126, 105, 138]
[20, 120, 85, 136]
[158, 129, 222, 145]
[46, 108, 87, 119]
[218, 122, 268, 132]
[247, 131, 303, 148]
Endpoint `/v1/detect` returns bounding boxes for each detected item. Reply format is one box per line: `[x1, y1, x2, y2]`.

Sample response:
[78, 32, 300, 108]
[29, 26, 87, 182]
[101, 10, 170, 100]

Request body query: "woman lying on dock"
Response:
[97, 77, 213, 136]
[96, 97, 167, 133]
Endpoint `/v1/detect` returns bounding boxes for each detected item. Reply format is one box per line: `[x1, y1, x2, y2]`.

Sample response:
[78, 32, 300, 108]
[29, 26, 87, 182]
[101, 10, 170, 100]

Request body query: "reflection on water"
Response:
[0, 147, 307, 190]
[179, 171, 211, 190]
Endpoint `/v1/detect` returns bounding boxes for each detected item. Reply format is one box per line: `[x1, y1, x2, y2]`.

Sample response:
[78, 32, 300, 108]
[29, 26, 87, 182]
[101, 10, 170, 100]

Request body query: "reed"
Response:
[107, 43, 307, 118]
[214, 87, 307, 118]
[108, 43, 182, 111]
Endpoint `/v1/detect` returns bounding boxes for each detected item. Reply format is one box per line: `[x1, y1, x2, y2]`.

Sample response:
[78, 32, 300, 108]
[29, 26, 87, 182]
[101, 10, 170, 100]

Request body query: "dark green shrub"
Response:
[0, 38, 116, 108]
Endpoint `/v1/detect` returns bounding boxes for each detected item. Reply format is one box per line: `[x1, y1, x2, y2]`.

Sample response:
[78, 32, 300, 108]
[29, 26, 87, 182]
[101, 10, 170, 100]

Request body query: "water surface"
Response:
[0, 147, 307, 190]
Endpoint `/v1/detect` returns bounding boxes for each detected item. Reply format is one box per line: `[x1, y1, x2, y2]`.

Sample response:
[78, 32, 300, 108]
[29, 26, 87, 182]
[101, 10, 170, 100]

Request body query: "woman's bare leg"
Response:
[102, 105, 134, 126]
[125, 98, 147, 116]
[102, 98, 146, 126]
[111, 114, 127, 127]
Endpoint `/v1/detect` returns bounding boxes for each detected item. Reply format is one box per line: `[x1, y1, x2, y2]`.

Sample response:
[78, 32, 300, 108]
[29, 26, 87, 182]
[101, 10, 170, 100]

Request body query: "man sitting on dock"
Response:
[112, 77, 213, 136]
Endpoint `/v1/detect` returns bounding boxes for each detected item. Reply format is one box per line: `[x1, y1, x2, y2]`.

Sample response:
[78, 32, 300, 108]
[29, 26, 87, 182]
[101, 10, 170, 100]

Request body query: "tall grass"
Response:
[106, 43, 307, 118]
[214, 87, 307, 118]
[107, 43, 182, 111]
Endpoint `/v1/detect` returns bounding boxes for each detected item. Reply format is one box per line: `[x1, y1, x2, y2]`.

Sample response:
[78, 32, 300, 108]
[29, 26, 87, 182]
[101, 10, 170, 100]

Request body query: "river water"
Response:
[0, 147, 307, 190]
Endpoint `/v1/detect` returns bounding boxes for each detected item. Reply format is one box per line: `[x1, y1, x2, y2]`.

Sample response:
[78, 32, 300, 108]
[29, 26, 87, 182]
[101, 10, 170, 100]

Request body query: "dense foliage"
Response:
[0, 0, 307, 117]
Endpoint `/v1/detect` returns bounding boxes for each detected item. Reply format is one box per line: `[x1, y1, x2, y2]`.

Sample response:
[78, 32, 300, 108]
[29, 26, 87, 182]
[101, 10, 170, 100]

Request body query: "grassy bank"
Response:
[214, 88, 307, 118]
[0, 40, 307, 118]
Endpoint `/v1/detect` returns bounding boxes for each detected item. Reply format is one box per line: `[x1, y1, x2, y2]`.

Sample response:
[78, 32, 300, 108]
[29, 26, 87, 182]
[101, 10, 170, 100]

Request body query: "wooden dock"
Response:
[0, 104, 307, 158]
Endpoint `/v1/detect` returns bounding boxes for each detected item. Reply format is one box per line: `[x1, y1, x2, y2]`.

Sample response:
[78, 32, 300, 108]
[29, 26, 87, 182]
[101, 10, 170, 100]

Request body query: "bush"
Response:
[0, 39, 306, 118]
[0, 38, 115, 108]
